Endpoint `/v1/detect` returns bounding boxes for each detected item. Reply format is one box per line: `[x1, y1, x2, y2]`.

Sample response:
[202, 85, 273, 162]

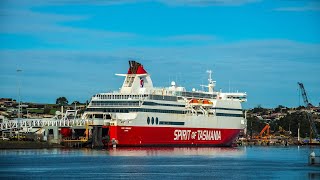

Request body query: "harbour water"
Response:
[0, 146, 319, 179]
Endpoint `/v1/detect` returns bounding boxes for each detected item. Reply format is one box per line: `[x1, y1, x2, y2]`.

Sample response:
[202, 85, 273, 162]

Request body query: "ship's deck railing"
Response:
[0, 118, 92, 131]
[92, 91, 217, 101]
[92, 93, 148, 101]
[90, 102, 141, 107]
[90, 90, 247, 106]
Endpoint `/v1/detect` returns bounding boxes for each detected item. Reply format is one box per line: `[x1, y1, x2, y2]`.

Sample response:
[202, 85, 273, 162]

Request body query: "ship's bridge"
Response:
[218, 92, 247, 102]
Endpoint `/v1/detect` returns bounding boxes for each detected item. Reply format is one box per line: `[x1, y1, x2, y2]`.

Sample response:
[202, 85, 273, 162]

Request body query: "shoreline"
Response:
[0, 140, 63, 149]
[1, 140, 319, 150]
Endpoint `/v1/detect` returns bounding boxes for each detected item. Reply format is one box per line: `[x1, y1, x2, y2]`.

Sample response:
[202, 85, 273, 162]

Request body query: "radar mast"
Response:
[207, 70, 216, 93]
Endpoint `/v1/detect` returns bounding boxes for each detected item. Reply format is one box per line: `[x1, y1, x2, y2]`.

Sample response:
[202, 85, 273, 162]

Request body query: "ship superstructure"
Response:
[83, 61, 247, 146]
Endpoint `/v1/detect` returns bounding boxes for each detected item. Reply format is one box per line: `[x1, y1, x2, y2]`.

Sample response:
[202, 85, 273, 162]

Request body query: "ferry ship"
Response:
[83, 61, 247, 147]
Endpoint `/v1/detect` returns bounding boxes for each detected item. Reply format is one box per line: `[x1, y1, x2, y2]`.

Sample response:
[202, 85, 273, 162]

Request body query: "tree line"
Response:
[247, 110, 320, 138]
[56, 97, 86, 106]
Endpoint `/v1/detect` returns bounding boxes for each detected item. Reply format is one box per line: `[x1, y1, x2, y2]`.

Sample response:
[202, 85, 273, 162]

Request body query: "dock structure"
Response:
[0, 110, 110, 148]
[0, 118, 88, 131]
[0, 110, 89, 131]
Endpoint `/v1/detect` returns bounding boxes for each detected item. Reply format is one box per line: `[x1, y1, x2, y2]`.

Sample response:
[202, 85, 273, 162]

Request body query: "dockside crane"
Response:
[259, 124, 270, 138]
[252, 123, 271, 142]
[297, 82, 319, 141]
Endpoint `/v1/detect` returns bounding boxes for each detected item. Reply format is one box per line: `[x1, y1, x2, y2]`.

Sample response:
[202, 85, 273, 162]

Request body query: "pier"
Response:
[0, 110, 110, 148]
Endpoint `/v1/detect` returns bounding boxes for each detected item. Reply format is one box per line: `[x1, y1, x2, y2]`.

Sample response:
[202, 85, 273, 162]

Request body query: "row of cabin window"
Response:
[91, 101, 242, 112]
[216, 113, 243, 117]
[86, 108, 242, 117]
[95, 93, 214, 102]
[87, 108, 185, 114]
[226, 96, 246, 100]
[180, 92, 216, 99]
[95, 94, 148, 99]
[90, 102, 184, 108]
[147, 117, 159, 125]
[92, 101, 139, 104]
[159, 121, 185, 125]
[130, 108, 185, 114]
[91, 101, 184, 108]
[210, 107, 243, 111]
[146, 117, 185, 126]
[91, 101, 139, 107]
[143, 101, 185, 107]
[91, 103, 139, 107]
[148, 95, 178, 101]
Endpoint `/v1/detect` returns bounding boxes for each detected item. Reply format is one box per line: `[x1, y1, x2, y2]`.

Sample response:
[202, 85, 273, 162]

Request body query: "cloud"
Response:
[1, 39, 319, 107]
[163, 34, 216, 42]
[0, 50, 127, 103]
[0, 0, 138, 7]
[107, 39, 320, 107]
[1, 0, 319, 107]
[274, 2, 320, 12]
[114, 39, 320, 63]
[1, 0, 261, 8]
[0, 0, 261, 49]
[0, 8, 132, 37]
[0, 4, 138, 49]
[158, 0, 261, 6]
[1, 3, 217, 48]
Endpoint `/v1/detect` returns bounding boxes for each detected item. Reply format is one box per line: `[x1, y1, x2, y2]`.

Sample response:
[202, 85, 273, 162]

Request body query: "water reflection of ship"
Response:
[107, 147, 245, 157]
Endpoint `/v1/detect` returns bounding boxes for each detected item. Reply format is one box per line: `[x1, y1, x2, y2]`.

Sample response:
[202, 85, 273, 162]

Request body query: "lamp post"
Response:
[17, 69, 22, 140]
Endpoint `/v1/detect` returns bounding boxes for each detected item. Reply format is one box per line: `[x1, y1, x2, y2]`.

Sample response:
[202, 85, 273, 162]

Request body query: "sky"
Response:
[0, 0, 319, 109]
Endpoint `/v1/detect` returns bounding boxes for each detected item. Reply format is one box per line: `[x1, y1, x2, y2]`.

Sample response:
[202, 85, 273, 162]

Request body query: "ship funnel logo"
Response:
[140, 77, 144, 88]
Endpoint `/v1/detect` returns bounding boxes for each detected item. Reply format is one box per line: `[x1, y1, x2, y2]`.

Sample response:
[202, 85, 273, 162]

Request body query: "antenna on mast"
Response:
[207, 70, 212, 84]
[200, 70, 216, 93]
[207, 70, 216, 93]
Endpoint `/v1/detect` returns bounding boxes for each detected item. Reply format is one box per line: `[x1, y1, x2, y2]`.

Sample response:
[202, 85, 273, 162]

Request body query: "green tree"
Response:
[276, 112, 320, 138]
[43, 106, 51, 114]
[274, 105, 286, 113]
[246, 116, 267, 136]
[251, 105, 268, 115]
[56, 97, 68, 106]
[71, 101, 80, 105]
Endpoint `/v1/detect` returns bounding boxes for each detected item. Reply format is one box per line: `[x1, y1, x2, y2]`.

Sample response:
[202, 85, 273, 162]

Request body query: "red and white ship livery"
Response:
[83, 61, 247, 147]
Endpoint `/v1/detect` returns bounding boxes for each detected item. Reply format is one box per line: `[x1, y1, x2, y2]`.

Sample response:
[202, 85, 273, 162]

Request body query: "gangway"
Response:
[0, 110, 90, 131]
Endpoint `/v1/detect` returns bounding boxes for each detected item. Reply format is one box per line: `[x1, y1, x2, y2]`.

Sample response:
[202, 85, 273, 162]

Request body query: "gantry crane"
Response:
[297, 82, 319, 141]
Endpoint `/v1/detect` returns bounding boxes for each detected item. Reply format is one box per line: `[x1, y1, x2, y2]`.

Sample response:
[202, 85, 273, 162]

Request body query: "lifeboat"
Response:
[202, 99, 213, 107]
[189, 98, 200, 105]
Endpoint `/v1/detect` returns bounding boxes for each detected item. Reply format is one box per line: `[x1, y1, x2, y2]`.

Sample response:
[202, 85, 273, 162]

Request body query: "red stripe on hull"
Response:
[109, 126, 240, 147]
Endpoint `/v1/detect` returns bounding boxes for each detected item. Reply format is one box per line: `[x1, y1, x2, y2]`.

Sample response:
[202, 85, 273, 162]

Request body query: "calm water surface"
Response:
[0, 146, 319, 179]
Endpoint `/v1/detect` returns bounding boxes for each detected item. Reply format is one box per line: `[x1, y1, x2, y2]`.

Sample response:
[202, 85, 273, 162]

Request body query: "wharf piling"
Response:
[44, 126, 60, 144]
[92, 126, 104, 148]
